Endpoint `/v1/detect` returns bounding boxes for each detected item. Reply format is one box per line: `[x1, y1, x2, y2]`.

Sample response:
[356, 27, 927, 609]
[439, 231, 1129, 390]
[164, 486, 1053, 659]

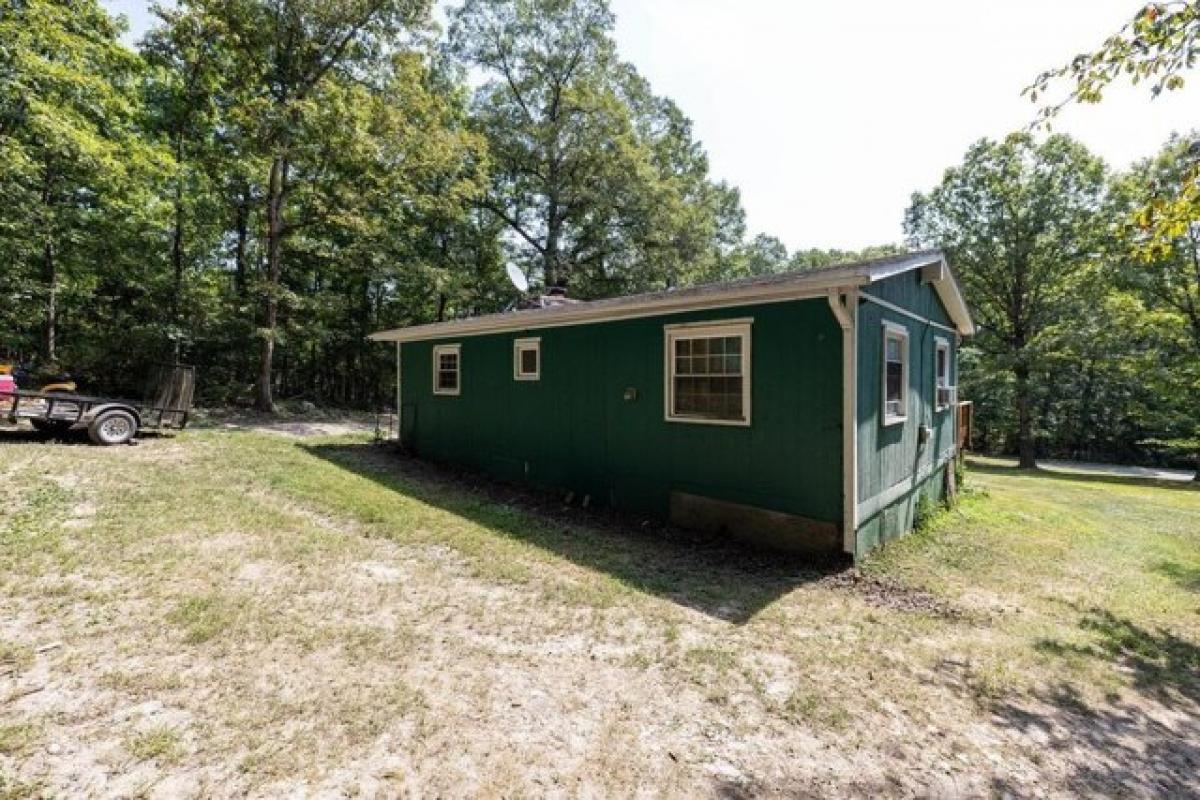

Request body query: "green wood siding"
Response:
[855, 464, 949, 554]
[867, 268, 955, 328]
[855, 272, 959, 557]
[400, 299, 845, 537]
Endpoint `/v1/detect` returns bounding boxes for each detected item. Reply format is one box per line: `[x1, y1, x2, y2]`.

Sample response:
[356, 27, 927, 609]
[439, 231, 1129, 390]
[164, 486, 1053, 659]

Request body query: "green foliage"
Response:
[913, 492, 940, 532]
[910, 131, 1199, 466]
[1109, 133, 1200, 349]
[0, 0, 1194, 466]
[1028, 4, 1199, 313]
[447, 0, 746, 296]
[0, 0, 173, 371]
[2, 0, 837, 409]
[1026, 2, 1199, 119]
[906, 133, 1108, 466]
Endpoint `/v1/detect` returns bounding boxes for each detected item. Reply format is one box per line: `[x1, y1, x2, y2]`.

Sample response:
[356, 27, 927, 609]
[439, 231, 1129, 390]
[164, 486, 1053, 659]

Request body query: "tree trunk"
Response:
[1014, 360, 1036, 469]
[545, 208, 562, 289]
[171, 154, 185, 363]
[40, 167, 58, 367]
[43, 238, 57, 366]
[257, 156, 287, 412]
[544, 148, 563, 288]
[234, 186, 250, 298]
[1075, 361, 1096, 458]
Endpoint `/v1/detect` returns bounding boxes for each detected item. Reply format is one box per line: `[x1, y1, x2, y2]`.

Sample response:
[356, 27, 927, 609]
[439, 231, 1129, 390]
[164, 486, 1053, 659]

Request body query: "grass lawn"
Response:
[1, 429, 1197, 798]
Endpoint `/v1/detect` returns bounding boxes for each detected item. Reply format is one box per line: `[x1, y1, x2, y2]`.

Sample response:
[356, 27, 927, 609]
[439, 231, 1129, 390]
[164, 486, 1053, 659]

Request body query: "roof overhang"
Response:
[878, 252, 975, 337]
[370, 250, 974, 343]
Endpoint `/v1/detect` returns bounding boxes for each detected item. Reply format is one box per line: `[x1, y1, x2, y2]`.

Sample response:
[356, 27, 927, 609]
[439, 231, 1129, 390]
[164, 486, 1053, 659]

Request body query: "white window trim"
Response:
[882, 321, 908, 427]
[513, 337, 541, 381]
[934, 336, 952, 413]
[432, 343, 461, 396]
[663, 319, 752, 427]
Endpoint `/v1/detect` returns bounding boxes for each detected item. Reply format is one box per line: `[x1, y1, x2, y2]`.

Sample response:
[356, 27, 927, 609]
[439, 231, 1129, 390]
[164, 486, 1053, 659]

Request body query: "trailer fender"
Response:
[79, 403, 142, 429]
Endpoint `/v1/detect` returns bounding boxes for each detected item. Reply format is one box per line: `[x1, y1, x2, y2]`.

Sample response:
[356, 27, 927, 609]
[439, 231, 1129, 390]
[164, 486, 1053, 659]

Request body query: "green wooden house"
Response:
[370, 250, 974, 559]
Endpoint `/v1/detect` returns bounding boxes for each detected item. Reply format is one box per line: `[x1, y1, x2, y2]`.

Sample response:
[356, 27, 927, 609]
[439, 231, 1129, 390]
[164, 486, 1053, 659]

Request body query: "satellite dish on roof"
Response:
[506, 263, 530, 293]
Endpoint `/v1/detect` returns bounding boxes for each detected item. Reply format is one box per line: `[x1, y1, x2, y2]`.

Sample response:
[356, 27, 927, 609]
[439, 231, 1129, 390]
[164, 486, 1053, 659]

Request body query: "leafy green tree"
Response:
[1108, 133, 1200, 477]
[141, 3, 239, 362]
[1027, 2, 1198, 119]
[448, 0, 743, 297]
[905, 133, 1107, 468]
[737, 234, 790, 276]
[266, 52, 489, 405]
[1110, 133, 1200, 349]
[1028, 3, 1198, 279]
[1038, 270, 1190, 460]
[169, 0, 436, 410]
[788, 243, 905, 271]
[0, 0, 170, 368]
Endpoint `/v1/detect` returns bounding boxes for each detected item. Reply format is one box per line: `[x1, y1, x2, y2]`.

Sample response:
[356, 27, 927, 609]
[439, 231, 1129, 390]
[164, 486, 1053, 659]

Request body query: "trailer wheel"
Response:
[88, 410, 138, 446]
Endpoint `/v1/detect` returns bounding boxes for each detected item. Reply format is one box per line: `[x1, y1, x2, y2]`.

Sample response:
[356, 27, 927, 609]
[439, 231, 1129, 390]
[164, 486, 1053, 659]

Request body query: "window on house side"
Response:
[514, 338, 540, 381]
[935, 338, 952, 411]
[883, 324, 908, 425]
[433, 344, 461, 396]
[665, 321, 751, 426]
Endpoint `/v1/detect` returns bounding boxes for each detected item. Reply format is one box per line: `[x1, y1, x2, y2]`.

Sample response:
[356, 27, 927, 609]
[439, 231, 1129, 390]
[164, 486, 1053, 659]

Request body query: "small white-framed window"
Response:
[882, 322, 908, 426]
[513, 337, 540, 381]
[934, 337, 953, 412]
[664, 319, 752, 426]
[432, 344, 461, 396]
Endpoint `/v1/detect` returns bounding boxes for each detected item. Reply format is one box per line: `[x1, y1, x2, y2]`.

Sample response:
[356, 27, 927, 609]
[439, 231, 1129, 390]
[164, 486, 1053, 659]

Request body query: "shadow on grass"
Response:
[985, 608, 1200, 796]
[1035, 608, 1200, 705]
[0, 427, 87, 446]
[989, 682, 1200, 797]
[966, 458, 1200, 493]
[1156, 561, 1200, 593]
[0, 427, 176, 447]
[301, 442, 848, 625]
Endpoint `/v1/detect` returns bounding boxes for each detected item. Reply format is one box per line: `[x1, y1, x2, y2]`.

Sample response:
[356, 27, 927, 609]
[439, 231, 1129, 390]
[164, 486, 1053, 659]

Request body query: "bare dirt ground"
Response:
[1, 430, 1198, 798]
[190, 408, 379, 439]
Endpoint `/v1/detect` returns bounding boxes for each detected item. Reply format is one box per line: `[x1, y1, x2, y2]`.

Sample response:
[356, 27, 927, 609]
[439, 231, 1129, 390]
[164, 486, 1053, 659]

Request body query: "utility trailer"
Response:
[0, 365, 195, 446]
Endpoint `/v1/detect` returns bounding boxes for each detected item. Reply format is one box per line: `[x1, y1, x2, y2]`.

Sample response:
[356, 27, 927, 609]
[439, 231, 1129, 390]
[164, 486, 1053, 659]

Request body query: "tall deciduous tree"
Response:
[1109, 133, 1200, 478]
[905, 133, 1107, 468]
[448, 0, 744, 297]
[172, 0, 434, 410]
[1111, 133, 1200, 350]
[141, 4, 236, 361]
[1028, 3, 1198, 281]
[0, 0, 169, 367]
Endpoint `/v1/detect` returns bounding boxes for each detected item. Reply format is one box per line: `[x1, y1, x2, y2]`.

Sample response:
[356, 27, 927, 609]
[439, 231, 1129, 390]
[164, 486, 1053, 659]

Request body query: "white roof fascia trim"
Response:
[369, 275, 870, 343]
[933, 268, 976, 336]
[853, 252, 946, 282]
[860, 252, 974, 337]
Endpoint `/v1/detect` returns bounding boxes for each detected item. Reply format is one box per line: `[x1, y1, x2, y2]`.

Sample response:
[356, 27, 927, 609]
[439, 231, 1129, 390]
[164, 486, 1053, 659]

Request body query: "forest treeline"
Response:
[1, 0, 1197, 468]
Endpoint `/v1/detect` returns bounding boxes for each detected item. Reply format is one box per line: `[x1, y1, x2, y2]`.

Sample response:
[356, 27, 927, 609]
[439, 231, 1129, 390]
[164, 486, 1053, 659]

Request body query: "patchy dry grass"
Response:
[0, 429, 1197, 797]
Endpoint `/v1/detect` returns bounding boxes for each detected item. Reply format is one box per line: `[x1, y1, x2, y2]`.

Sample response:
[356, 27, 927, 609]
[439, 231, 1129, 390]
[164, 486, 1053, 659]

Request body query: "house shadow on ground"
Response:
[987, 607, 1200, 797]
[301, 442, 849, 624]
